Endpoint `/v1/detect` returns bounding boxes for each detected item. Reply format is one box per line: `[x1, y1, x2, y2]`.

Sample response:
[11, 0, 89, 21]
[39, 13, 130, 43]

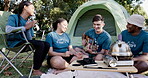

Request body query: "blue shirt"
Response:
[85, 28, 111, 52]
[6, 14, 34, 48]
[46, 32, 71, 53]
[121, 30, 148, 56]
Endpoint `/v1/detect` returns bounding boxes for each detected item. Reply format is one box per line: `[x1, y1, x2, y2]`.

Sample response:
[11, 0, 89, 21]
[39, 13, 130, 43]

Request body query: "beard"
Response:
[127, 28, 135, 33]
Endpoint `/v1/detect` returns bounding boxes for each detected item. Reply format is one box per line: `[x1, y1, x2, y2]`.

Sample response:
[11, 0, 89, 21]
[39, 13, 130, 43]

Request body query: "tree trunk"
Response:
[4, 0, 11, 11]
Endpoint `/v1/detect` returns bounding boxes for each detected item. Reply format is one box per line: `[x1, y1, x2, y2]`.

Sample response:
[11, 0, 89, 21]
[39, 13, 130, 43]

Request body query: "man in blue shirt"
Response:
[121, 14, 148, 73]
[82, 14, 111, 60]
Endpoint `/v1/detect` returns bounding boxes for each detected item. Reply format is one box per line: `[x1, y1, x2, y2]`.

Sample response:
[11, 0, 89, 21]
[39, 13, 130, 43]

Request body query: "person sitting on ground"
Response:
[120, 14, 148, 73]
[45, 18, 83, 74]
[75, 14, 112, 61]
[5, 1, 49, 75]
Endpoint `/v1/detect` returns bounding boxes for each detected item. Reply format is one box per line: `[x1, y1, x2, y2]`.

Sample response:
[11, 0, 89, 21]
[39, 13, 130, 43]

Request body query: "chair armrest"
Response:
[1, 26, 30, 43]
[9, 29, 22, 33]
[8, 29, 30, 43]
[4, 28, 29, 43]
[5, 28, 22, 35]
[0, 27, 30, 46]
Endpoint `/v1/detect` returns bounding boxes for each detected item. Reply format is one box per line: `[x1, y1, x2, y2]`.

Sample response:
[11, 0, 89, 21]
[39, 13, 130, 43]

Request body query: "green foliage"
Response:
[33, 0, 147, 32]
[115, 0, 148, 24]
[0, 1, 4, 10]
[1, 0, 147, 34]
[33, 0, 85, 35]
[115, 0, 147, 18]
[115, 0, 148, 25]
[33, 0, 51, 31]
[146, 19, 148, 25]
[0, 0, 86, 36]
[63, 0, 86, 14]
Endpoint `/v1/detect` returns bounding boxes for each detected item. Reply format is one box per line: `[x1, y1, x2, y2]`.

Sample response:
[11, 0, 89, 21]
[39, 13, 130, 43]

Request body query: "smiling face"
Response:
[58, 20, 68, 33]
[24, 4, 35, 16]
[126, 23, 137, 33]
[93, 21, 105, 33]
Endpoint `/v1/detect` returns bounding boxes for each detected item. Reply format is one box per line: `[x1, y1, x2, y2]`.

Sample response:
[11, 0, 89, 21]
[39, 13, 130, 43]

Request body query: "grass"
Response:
[0, 51, 48, 78]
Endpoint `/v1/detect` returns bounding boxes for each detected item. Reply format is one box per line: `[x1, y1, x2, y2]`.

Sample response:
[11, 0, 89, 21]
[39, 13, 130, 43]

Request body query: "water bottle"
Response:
[103, 55, 117, 67]
[29, 15, 40, 31]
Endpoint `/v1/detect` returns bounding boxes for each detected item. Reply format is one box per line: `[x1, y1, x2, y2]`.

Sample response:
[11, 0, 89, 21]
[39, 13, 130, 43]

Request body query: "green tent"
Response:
[66, 0, 130, 46]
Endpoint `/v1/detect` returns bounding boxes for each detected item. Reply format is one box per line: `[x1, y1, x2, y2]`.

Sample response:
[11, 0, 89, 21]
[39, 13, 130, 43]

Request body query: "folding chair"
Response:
[0, 11, 35, 78]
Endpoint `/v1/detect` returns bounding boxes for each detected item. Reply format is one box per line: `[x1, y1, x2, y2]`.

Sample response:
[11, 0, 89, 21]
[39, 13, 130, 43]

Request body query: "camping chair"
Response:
[0, 11, 35, 78]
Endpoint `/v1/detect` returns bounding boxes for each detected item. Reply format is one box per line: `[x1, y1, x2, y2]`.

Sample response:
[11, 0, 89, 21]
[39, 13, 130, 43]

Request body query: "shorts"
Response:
[47, 55, 74, 67]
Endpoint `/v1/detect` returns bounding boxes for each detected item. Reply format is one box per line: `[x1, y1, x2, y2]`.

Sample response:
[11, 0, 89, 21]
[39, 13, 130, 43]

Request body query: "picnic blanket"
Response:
[41, 70, 125, 78]
[41, 70, 148, 78]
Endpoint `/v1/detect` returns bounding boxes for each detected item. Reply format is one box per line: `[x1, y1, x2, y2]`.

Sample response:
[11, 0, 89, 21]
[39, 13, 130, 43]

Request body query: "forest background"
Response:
[0, 0, 148, 35]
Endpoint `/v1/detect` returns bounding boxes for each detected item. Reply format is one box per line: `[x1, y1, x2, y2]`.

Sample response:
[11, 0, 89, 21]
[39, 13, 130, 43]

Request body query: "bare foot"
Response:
[32, 70, 43, 76]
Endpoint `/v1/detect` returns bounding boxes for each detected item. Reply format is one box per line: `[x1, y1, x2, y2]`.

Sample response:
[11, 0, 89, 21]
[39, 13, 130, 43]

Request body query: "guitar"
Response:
[82, 35, 99, 54]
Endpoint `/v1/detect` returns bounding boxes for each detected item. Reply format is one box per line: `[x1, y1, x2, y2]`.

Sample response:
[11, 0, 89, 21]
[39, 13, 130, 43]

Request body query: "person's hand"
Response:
[85, 44, 92, 53]
[62, 51, 71, 57]
[75, 52, 83, 59]
[82, 39, 86, 46]
[95, 54, 103, 61]
[132, 57, 138, 61]
[98, 51, 105, 54]
[91, 51, 98, 54]
[25, 20, 37, 30]
[86, 48, 98, 54]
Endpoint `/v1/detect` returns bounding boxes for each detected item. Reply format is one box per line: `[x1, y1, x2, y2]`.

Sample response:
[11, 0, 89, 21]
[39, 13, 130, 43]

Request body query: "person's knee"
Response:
[95, 54, 103, 61]
[134, 61, 148, 73]
[50, 56, 68, 69]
